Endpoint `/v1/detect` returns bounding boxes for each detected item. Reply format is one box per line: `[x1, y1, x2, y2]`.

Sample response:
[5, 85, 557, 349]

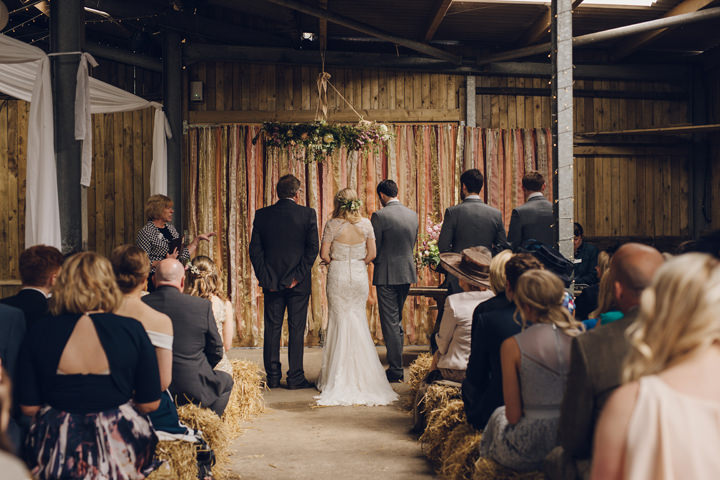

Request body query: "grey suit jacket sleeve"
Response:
[494, 212, 508, 250]
[204, 303, 224, 368]
[507, 209, 521, 247]
[370, 212, 383, 263]
[438, 207, 454, 253]
[558, 336, 594, 460]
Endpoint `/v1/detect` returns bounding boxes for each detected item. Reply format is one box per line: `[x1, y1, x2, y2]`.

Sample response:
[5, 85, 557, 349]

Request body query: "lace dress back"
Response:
[316, 217, 398, 406]
[210, 295, 233, 375]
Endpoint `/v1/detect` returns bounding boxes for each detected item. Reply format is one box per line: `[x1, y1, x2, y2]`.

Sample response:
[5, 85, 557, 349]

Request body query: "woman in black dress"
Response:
[18, 251, 162, 480]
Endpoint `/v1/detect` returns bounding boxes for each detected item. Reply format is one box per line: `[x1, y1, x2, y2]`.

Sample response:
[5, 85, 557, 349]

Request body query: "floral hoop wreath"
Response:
[340, 198, 362, 212]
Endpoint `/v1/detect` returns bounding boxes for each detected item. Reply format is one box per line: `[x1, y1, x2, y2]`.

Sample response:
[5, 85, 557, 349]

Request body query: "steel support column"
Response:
[50, 0, 84, 253]
[552, 0, 574, 258]
[163, 31, 183, 232]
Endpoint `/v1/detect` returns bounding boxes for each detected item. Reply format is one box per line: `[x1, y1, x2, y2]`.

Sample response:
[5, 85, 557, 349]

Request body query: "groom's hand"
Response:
[289, 278, 299, 289]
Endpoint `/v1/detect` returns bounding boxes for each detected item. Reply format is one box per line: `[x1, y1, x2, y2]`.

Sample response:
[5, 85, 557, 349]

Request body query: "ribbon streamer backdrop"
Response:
[186, 124, 552, 347]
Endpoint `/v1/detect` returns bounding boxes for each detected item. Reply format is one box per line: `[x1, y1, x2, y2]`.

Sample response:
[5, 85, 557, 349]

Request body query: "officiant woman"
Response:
[136, 194, 215, 289]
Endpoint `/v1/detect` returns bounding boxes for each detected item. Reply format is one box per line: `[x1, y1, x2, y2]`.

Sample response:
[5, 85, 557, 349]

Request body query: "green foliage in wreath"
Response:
[253, 120, 393, 163]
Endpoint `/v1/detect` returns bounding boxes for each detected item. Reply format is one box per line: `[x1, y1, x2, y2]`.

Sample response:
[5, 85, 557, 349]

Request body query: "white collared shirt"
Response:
[21, 286, 50, 298]
[464, 194, 480, 200]
[527, 192, 544, 200]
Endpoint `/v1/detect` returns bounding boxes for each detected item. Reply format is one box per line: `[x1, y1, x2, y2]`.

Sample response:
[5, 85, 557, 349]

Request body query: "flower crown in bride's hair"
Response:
[340, 198, 362, 212]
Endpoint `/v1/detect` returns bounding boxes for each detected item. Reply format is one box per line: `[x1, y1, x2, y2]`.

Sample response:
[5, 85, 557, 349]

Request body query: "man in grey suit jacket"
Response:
[143, 259, 233, 416]
[507, 171, 554, 249]
[545, 243, 663, 480]
[371, 179, 418, 382]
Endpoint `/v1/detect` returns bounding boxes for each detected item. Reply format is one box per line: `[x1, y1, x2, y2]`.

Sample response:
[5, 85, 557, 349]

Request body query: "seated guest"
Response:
[136, 194, 215, 288]
[0, 363, 31, 479]
[18, 252, 161, 479]
[591, 254, 720, 479]
[111, 245, 186, 434]
[431, 246, 495, 382]
[581, 270, 622, 330]
[143, 259, 233, 416]
[573, 222, 599, 286]
[0, 304, 25, 454]
[575, 250, 610, 321]
[1, 245, 64, 328]
[479, 270, 584, 471]
[186, 256, 235, 375]
[545, 243, 664, 480]
[462, 253, 544, 430]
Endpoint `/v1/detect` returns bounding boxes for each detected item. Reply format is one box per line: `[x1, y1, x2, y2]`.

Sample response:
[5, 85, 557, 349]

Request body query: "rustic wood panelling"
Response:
[91, 60, 163, 101]
[0, 99, 155, 282]
[87, 108, 156, 258]
[709, 65, 720, 232]
[187, 63, 465, 123]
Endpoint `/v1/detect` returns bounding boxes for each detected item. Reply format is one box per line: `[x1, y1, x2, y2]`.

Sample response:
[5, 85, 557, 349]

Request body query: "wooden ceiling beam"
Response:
[424, 0, 453, 42]
[318, 0, 328, 52]
[612, 0, 715, 61]
[518, 0, 583, 46]
[259, 0, 462, 64]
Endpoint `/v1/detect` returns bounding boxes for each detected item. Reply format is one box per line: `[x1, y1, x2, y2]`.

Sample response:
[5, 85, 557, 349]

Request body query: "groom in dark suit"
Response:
[371, 179, 418, 383]
[250, 174, 319, 389]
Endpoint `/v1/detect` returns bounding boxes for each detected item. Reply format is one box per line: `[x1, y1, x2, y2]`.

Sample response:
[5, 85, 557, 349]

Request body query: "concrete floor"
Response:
[226, 346, 436, 480]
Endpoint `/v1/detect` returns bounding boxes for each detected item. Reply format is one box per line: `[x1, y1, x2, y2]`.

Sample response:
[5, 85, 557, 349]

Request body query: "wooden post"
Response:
[552, 0, 574, 258]
[689, 65, 711, 238]
[50, 0, 84, 254]
[163, 31, 183, 232]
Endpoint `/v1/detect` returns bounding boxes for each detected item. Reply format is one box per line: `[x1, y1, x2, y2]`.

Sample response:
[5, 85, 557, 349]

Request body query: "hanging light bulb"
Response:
[0, 1, 9, 31]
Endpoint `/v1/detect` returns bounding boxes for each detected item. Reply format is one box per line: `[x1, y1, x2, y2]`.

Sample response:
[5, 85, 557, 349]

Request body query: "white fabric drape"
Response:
[0, 35, 62, 249]
[0, 33, 171, 249]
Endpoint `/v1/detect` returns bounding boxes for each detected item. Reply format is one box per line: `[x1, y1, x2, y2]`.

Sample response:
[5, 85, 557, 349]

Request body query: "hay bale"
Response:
[147, 440, 197, 480]
[407, 353, 433, 394]
[177, 403, 231, 480]
[222, 359, 265, 438]
[439, 422, 483, 480]
[421, 383, 462, 415]
[420, 399, 466, 464]
[473, 457, 545, 480]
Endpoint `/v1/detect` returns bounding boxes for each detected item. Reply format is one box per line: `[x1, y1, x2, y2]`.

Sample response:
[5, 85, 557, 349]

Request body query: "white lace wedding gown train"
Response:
[315, 218, 398, 406]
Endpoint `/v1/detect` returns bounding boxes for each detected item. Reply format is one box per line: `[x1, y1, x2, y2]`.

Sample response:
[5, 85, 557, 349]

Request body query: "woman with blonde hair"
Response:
[591, 253, 720, 480]
[479, 269, 584, 472]
[18, 252, 161, 479]
[186, 256, 234, 375]
[582, 270, 623, 330]
[316, 188, 397, 406]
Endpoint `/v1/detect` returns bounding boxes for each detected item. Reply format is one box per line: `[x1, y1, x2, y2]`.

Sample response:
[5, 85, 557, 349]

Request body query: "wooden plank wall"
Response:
[709, 65, 720, 231]
[475, 75, 690, 239]
[87, 109, 156, 257]
[0, 100, 155, 297]
[91, 59, 162, 101]
[187, 63, 465, 123]
[0, 100, 28, 298]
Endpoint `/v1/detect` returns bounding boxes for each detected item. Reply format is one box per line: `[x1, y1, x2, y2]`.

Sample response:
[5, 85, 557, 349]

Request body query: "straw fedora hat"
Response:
[439, 246, 492, 289]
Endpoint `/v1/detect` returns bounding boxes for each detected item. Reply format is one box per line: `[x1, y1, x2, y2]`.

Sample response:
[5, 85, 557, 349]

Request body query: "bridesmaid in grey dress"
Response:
[479, 269, 584, 472]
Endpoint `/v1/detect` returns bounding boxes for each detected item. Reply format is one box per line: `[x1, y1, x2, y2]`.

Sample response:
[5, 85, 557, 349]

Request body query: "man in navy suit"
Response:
[249, 174, 319, 389]
[1, 245, 64, 329]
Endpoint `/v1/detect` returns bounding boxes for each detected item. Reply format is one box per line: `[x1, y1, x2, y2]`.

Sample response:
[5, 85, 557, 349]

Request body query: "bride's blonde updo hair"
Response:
[332, 188, 362, 224]
[513, 269, 584, 336]
[623, 253, 720, 382]
[185, 255, 225, 300]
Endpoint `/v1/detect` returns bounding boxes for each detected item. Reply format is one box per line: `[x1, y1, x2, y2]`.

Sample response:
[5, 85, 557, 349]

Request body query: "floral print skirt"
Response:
[26, 403, 160, 480]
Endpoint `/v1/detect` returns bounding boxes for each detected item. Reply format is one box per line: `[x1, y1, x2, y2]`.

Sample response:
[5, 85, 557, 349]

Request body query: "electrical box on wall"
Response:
[190, 81, 203, 102]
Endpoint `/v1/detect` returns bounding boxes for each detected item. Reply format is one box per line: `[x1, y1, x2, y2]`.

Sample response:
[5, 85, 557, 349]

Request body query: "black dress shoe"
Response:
[266, 379, 281, 389]
[286, 379, 316, 390]
[386, 371, 404, 383]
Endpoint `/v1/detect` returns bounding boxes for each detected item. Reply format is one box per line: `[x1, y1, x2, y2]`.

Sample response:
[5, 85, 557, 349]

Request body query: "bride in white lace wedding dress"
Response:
[315, 189, 398, 406]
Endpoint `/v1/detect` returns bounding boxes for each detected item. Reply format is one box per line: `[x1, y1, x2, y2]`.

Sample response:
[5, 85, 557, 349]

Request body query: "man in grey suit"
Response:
[143, 259, 233, 416]
[507, 171, 554, 249]
[544, 243, 664, 480]
[371, 179, 418, 383]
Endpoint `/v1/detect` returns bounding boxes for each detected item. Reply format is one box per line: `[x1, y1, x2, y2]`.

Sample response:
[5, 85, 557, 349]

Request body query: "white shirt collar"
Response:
[21, 286, 50, 298]
[528, 192, 544, 200]
[386, 199, 400, 205]
[464, 194, 480, 200]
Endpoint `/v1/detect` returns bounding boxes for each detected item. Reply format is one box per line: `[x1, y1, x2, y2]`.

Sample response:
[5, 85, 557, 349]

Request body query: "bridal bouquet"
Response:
[415, 217, 442, 269]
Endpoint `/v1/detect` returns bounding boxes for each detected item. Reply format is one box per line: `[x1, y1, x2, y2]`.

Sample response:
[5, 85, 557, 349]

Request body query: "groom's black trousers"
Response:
[263, 287, 310, 386]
